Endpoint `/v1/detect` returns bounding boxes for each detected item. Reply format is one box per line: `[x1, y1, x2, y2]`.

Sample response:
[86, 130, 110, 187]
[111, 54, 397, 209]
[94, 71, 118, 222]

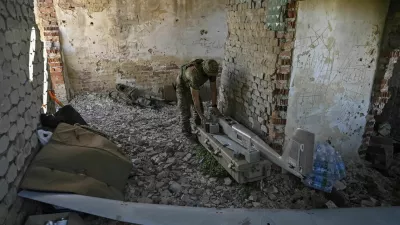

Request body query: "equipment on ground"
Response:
[197, 113, 315, 183]
[20, 123, 132, 200]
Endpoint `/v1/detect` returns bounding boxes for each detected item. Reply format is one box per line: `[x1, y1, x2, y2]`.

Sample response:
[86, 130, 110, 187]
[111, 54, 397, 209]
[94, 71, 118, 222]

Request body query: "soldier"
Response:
[176, 59, 222, 138]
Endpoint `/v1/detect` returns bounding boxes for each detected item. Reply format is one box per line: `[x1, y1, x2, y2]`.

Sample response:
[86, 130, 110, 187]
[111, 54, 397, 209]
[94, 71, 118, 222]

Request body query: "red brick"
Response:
[279, 51, 291, 59]
[276, 31, 285, 39]
[278, 65, 291, 75]
[285, 32, 295, 40]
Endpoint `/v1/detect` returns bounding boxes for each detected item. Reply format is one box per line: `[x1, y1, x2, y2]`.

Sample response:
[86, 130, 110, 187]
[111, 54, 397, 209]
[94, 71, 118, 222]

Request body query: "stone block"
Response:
[6, 163, 17, 183]
[8, 125, 17, 141]
[0, 96, 11, 114]
[30, 132, 38, 148]
[18, 69, 27, 84]
[3, 45, 12, 61]
[6, 146, 16, 163]
[0, 79, 11, 100]
[0, 15, 4, 30]
[8, 107, 18, 123]
[4, 187, 16, 208]
[11, 58, 19, 73]
[0, 203, 9, 225]
[16, 153, 24, 171]
[24, 125, 32, 140]
[0, 157, 8, 177]
[5, 202, 17, 225]
[15, 134, 25, 151]
[24, 93, 32, 109]
[0, 115, 11, 134]
[17, 117, 25, 133]
[10, 89, 19, 104]
[0, 179, 7, 201]
[18, 99, 26, 116]
[18, 85, 25, 98]
[25, 81, 33, 94]
[10, 73, 19, 90]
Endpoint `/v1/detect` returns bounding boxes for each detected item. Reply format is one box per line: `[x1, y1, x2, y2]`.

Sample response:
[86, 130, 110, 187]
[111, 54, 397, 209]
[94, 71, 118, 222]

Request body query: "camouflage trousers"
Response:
[176, 76, 204, 134]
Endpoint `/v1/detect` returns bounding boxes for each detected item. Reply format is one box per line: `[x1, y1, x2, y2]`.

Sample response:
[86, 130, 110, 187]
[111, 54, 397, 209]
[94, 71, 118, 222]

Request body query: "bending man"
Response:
[176, 59, 221, 138]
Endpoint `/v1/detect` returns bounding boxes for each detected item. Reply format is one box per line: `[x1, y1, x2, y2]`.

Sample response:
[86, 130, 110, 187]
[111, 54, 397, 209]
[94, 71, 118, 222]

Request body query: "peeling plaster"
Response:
[53, 0, 227, 94]
[286, 0, 390, 157]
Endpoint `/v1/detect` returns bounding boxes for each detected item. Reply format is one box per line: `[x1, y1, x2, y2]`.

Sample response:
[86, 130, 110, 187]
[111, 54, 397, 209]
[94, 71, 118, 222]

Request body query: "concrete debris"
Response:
[69, 93, 400, 210]
[378, 122, 391, 136]
[325, 200, 337, 209]
[334, 181, 347, 191]
[224, 177, 232, 186]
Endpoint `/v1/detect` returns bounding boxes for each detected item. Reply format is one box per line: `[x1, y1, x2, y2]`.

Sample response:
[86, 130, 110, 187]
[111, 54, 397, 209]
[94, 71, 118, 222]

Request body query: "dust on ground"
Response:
[69, 93, 400, 223]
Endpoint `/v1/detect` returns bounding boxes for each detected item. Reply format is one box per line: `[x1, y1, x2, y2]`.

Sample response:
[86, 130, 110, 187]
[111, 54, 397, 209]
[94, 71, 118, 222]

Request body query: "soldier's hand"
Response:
[211, 106, 222, 117]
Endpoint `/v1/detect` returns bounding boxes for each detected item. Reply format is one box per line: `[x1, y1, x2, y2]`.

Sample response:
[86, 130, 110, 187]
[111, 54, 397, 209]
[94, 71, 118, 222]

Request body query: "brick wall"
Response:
[360, 0, 400, 156]
[0, 0, 48, 224]
[36, 0, 69, 102]
[220, 0, 297, 150]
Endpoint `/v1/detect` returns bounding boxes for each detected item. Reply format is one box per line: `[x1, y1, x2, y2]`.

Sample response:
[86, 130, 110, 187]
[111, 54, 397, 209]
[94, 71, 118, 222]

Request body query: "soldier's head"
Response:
[202, 59, 219, 77]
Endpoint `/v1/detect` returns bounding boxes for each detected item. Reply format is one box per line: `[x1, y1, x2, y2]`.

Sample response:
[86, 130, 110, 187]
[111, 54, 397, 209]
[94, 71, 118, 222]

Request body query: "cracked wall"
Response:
[220, 0, 297, 150]
[1, 0, 49, 224]
[285, 0, 390, 158]
[53, 0, 227, 95]
[361, 0, 400, 156]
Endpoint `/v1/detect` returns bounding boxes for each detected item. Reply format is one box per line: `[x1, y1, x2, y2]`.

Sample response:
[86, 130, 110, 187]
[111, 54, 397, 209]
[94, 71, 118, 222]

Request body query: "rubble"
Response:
[69, 93, 400, 210]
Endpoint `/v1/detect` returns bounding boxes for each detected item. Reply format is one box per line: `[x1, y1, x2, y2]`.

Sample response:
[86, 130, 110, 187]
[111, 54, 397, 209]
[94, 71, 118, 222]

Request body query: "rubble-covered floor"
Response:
[70, 93, 400, 217]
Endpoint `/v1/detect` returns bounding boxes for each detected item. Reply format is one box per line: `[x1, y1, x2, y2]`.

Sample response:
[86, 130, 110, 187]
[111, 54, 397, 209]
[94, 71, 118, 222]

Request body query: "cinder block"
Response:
[7, 146, 16, 163]
[0, 97, 11, 113]
[0, 157, 8, 177]
[0, 203, 7, 224]
[3, 187, 17, 208]
[17, 99, 25, 114]
[8, 125, 17, 141]
[15, 134, 25, 151]
[6, 163, 17, 183]
[10, 89, 19, 104]
[17, 117, 25, 133]
[16, 152, 25, 171]
[0, 115, 10, 134]
[0, 179, 8, 201]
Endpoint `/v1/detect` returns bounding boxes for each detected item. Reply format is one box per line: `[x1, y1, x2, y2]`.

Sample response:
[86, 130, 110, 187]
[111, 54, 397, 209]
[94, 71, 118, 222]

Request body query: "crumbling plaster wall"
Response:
[53, 0, 227, 95]
[374, 1, 400, 139]
[285, 0, 390, 157]
[1, 0, 49, 224]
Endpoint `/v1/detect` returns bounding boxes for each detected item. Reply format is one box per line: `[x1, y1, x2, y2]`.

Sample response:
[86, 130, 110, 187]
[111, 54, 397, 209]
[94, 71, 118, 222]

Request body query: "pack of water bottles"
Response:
[303, 142, 346, 193]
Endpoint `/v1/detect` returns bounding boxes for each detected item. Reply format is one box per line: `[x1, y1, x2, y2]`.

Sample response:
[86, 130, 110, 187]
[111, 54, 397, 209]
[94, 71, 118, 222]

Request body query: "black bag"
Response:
[40, 105, 87, 129]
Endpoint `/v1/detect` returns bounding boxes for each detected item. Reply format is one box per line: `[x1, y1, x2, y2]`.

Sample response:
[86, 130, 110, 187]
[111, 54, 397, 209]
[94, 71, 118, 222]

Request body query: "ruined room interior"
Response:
[1, 0, 400, 224]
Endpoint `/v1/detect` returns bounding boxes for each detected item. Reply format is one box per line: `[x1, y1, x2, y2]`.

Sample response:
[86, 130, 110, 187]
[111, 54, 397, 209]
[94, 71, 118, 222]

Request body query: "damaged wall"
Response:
[0, 0, 48, 224]
[220, 0, 297, 150]
[373, 1, 400, 139]
[53, 0, 227, 95]
[285, 0, 389, 157]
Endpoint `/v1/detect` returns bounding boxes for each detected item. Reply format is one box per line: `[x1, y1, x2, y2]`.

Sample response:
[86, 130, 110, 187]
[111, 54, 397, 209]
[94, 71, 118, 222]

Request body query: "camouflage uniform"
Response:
[176, 59, 218, 134]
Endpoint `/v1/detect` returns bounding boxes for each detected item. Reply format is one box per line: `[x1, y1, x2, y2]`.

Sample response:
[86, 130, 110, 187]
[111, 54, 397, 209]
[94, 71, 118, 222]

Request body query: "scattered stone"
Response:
[168, 181, 182, 194]
[183, 153, 192, 161]
[265, 185, 279, 194]
[268, 193, 277, 201]
[361, 198, 378, 207]
[224, 177, 232, 186]
[325, 200, 337, 209]
[156, 182, 165, 189]
[334, 181, 346, 191]
[252, 202, 261, 207]
[67, 94, 400, 210]
[157, 171, 168, 179]
[137, 197, 153, 204]
[166, 157, 176, 164]
[209, 177, 217, 182]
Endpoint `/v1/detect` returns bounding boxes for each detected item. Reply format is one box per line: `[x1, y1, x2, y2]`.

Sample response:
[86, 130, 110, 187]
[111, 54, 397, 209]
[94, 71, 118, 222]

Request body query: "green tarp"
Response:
[21, 123, 132, 200]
